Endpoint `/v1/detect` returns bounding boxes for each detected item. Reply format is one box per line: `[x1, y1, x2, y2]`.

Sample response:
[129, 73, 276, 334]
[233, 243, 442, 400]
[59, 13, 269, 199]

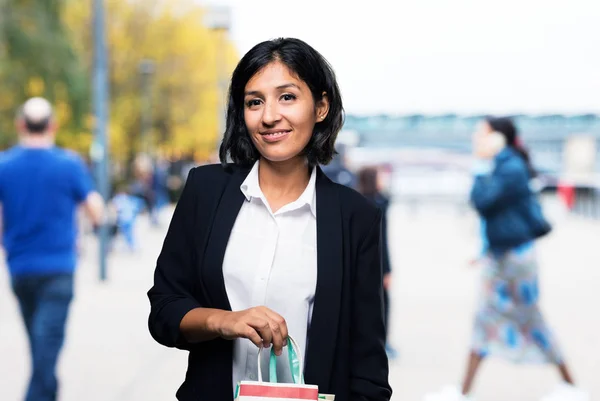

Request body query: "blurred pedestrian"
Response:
[357, 166, 398, 359]
[131, 153, 157, 226]
[109, 183, 143, 252]
[147, 38, 391, 401]
[321, 143, 357, 189]
[424, 117, 588, 401]
[152, 156, 170, 219]
[0, 98, 104, 401]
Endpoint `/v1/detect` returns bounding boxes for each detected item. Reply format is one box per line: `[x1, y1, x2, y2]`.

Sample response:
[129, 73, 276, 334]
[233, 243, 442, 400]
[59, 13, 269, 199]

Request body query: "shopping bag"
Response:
[235, 336, 334, 400]
[235, 383, 318, 400]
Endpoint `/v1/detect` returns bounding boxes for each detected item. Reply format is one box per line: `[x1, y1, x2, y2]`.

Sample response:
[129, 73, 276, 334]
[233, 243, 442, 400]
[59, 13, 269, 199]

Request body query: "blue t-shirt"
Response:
[0, 146, 94, 277]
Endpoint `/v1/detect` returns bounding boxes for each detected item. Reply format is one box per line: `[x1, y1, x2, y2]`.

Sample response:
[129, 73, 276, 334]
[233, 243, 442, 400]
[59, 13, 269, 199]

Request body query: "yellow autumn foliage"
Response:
[61, 0, 238, 162]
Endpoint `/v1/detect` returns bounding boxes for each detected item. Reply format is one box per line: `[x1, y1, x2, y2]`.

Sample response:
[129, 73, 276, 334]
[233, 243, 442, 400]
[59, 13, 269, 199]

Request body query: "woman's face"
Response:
[473, 120, 506, 158]
[472, 120, 493, 149]
[474, 120, 494, 138]
[243, 61, 329, 164]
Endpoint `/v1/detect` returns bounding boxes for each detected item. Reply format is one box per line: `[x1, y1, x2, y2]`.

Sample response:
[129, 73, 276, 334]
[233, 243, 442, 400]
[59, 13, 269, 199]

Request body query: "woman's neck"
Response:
[258, 157, 311, 212]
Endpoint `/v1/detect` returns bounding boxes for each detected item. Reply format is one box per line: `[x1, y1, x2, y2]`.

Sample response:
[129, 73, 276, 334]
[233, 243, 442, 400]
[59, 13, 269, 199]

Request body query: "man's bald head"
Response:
[17, 97, 55, 135]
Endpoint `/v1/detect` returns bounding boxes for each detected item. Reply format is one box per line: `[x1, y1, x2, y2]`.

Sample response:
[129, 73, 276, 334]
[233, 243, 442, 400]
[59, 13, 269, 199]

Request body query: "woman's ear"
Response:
[316, 91, 329, 122]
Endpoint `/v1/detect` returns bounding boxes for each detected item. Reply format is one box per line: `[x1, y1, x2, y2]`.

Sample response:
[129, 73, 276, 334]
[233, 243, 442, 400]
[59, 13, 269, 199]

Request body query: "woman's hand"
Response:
[210, 306, 289, 355]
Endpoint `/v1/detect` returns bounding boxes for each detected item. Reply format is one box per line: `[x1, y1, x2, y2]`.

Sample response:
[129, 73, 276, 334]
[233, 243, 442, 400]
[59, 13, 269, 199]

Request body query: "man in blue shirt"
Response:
[0, 97, 104, 401]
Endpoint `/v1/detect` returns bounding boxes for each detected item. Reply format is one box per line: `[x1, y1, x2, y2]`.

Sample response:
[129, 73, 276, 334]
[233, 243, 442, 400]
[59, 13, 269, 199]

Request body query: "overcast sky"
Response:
[204, 0, 600, 115]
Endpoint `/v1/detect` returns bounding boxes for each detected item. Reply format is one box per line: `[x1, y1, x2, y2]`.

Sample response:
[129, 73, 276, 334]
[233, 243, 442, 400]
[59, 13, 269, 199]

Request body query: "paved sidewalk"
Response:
[386, 204, 599, 401]
[0, 212, 188, 401]
[0, 203, 598, 401]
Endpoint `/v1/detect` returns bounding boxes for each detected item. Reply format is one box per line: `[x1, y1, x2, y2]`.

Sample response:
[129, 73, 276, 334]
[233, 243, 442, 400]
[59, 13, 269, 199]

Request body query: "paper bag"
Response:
[235, 336, 334, 401]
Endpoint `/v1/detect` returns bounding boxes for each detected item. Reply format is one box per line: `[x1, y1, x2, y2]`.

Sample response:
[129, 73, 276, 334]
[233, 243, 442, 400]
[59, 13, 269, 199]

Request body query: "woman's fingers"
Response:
[241, 308, 289, 355]
[242, 325, 263, 348]
[263, 309, 288, 355]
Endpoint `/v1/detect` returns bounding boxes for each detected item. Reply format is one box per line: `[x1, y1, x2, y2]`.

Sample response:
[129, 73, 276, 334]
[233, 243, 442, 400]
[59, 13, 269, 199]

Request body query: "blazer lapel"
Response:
[200, 167, 248, 311]
[304, 168, 343, 389]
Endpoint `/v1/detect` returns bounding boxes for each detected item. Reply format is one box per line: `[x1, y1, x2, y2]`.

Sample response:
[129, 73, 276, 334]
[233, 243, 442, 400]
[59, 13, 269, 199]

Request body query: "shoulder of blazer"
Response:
[186, 163, 250, 195]
[327, 179, 381, 235]
[187, 162, 239, 183]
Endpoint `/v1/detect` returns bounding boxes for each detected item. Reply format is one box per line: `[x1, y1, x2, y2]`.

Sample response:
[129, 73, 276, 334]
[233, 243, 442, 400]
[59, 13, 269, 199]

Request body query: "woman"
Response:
[147, 38, 392, 401]
[357, 166, 397, 359]
[424, 117, 586, 401]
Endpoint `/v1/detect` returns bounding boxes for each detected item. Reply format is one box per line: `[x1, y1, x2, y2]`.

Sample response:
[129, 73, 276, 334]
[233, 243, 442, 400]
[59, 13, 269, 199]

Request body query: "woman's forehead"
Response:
[245, 61, 304, 91]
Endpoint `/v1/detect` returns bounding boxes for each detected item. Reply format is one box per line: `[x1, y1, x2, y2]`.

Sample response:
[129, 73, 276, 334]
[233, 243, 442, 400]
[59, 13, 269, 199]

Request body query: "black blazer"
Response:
[147, 164, 392, 401]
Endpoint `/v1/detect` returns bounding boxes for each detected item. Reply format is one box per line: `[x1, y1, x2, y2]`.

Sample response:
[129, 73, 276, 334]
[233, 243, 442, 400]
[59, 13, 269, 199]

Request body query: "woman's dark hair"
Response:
[219, 38, 344, 168]
[357, 166, 380, 197]
[486, 116, 536, 177]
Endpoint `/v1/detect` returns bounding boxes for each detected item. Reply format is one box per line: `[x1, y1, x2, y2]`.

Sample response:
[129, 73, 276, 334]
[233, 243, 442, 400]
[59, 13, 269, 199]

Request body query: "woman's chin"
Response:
[259, 152, 305, 165]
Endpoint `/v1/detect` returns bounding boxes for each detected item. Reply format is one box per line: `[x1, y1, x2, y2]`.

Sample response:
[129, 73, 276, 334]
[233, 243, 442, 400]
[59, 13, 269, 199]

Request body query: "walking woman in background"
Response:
[147, 38, 391, 401]
[357, 166, 397, 359]
[424, 117, 588, 401]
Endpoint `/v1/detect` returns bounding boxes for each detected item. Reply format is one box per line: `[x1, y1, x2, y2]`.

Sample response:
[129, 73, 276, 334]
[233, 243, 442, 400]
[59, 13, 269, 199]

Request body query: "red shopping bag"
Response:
[236, 382, 318, 400]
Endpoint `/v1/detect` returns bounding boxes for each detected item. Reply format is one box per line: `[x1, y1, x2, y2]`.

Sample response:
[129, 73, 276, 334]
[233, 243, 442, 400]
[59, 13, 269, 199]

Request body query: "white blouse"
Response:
[222, 161, 318, 393]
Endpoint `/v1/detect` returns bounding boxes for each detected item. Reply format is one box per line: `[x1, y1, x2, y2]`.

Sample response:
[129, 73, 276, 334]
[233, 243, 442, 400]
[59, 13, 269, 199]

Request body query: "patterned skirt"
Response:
[471, 245, 563, 364]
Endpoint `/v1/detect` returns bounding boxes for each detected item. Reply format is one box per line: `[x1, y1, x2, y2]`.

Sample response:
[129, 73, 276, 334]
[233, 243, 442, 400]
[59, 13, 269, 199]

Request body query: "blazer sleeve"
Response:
[470, 160, 529, 217]
[351, 210, 393, 401]
[147, 168, 202, 350]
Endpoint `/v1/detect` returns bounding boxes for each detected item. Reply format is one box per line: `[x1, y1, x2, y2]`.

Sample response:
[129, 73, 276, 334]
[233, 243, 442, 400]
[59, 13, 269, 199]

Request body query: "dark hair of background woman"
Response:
[219, 38, 344, 168]
[485, 116, 536, 177]
[357, 167, 380, 198]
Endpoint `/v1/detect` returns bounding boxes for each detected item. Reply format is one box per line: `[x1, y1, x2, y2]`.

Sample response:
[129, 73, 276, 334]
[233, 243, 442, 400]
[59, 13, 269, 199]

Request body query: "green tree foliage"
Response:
[0, 0, 89, 149]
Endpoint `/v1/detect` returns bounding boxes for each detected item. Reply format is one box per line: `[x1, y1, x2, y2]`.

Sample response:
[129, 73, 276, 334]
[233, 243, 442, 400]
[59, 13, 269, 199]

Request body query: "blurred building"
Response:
[342, 113, 600, 218]
[343, 114, 600, 174]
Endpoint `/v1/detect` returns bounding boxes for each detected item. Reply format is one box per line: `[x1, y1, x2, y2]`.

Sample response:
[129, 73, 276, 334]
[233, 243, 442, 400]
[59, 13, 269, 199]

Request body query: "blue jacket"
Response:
[470, 148, 534, 252]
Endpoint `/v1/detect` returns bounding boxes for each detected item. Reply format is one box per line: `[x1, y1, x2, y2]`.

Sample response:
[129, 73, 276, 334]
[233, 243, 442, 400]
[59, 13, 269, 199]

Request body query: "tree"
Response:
[0, 0, 89, 149]
[62, 0, 238, 166]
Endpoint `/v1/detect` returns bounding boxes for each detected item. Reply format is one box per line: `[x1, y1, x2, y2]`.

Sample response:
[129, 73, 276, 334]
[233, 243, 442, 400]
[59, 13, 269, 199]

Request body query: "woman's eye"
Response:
[281, 94, 296, 101]
[246, 99, 262, 108]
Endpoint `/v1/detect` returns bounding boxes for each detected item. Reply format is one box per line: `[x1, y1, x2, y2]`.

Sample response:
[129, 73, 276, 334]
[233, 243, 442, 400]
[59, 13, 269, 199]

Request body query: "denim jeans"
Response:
[11, 273, 74, 401]
[118, 221, 136, 250]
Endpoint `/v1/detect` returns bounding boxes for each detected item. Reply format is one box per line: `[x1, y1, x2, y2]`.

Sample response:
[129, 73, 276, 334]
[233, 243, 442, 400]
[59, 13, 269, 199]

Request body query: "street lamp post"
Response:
[92, 0, 111, 281]
[139, 59, 155, 156]
[204, 6, 231, 147]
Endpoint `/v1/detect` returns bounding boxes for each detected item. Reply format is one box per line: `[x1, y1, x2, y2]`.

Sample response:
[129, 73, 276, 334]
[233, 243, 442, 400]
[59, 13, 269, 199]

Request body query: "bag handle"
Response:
[256, 335, 304, 384]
